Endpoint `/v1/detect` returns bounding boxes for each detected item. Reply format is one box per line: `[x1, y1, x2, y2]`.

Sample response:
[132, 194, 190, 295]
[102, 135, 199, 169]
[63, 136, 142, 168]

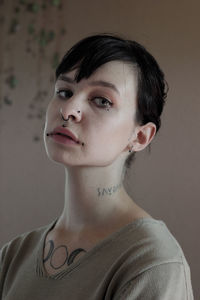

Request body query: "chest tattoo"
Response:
[43, 239, 87, 270]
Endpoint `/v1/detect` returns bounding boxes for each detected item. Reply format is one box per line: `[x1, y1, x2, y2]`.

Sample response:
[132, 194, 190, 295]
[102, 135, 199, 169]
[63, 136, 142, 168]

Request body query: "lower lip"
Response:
[51, 134, 79, 145]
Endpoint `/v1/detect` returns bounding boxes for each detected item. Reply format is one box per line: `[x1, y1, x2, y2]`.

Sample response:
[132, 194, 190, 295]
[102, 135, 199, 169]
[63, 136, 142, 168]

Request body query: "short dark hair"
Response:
[55, 33, 168, 170]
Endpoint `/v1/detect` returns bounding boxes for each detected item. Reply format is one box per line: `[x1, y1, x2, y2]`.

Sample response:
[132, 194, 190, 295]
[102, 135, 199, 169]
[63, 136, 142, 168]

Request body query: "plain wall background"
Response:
[0, 0, 199, 298]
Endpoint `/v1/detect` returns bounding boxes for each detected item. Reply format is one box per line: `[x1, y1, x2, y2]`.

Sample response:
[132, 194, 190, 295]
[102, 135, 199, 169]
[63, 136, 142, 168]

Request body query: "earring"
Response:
[129, 145, 134, 153]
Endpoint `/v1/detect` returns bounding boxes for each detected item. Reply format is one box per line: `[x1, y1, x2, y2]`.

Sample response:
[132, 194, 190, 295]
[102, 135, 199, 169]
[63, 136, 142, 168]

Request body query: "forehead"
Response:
[58, 61, 138, 100]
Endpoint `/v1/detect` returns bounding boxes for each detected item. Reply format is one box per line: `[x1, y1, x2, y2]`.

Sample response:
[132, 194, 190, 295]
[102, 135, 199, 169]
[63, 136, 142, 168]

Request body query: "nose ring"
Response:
[60, 108, 69, 121]
[60, 108, 81, 121]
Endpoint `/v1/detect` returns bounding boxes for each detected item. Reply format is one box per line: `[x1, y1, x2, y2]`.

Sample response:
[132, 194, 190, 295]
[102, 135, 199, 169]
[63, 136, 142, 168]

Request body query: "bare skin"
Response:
[43, 61, 156, 276]
[43, 194, 152, 276]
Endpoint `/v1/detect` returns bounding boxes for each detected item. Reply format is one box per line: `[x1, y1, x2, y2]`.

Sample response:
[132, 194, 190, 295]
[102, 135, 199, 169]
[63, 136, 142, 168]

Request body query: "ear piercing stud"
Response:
[129, 145, 134, 153]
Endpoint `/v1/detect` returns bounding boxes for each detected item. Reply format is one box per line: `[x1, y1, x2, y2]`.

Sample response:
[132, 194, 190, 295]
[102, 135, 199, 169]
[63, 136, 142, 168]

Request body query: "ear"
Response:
[131, 122, 157, 152]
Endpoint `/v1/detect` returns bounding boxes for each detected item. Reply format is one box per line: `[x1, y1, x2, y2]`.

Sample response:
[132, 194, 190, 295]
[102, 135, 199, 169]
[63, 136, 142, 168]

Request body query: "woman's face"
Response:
[43, 60, 138, 167]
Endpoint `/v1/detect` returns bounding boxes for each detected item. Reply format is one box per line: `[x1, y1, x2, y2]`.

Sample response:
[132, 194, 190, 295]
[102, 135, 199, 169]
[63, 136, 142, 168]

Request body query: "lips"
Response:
[51, 126, 79, 143]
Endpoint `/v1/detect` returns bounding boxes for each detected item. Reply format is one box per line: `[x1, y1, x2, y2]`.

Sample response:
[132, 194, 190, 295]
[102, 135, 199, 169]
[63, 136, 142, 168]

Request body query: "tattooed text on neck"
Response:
[97, 183, 122, 197]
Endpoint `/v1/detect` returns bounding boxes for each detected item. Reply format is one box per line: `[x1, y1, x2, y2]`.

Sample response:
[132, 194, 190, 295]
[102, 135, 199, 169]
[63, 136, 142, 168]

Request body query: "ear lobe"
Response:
[133, 122, 157, 152]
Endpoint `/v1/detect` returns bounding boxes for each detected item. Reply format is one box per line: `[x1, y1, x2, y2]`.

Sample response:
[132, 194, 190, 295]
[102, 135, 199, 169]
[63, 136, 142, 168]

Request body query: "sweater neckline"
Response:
[36, 216, 165, 280]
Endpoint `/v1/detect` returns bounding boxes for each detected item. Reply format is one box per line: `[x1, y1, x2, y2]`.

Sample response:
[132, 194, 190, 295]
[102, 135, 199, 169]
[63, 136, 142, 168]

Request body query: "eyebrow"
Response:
[57, 74, 120, 95]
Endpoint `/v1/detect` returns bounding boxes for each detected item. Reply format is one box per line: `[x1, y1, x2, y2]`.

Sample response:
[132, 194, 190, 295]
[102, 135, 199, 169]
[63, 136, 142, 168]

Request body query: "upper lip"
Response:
[51, 126, 79, 143]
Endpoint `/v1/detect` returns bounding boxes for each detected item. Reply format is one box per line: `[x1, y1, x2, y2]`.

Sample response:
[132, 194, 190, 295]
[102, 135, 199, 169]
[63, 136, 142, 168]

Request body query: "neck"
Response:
[55, 165, 134, 235]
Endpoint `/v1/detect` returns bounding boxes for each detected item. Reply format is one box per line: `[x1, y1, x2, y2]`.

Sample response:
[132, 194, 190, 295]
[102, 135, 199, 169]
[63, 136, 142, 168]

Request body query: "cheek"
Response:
[111, 120, 133, 148]
[90, 113, 133, 154]
[113, 108, 134, 138]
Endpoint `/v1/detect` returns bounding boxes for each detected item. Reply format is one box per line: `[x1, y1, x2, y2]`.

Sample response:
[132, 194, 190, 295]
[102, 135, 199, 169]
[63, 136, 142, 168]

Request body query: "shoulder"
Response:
[113, 261, 194, 300]
[0, 219, 55, 267]
[110, 218, 194, 299]
[134, 218, 184, 262]
[112, 218, 189, 280]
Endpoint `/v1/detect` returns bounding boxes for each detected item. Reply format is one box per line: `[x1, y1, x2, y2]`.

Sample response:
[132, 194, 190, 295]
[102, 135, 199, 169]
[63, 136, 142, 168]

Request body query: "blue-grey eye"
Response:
[92, 97, 113, 108]
[56, 89, 73, 99]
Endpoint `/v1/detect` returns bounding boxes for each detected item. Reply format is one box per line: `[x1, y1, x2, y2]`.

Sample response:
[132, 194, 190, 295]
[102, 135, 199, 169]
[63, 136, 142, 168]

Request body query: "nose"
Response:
[59, 91, 85, 123]
[60, 107, 81, 123]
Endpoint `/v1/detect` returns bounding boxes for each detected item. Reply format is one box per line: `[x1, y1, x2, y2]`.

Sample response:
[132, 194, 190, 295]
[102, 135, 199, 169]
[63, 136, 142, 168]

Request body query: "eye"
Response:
[56, 89, 73, 99]
[55, 89, 113, 109]
[91, 96, 113, 109]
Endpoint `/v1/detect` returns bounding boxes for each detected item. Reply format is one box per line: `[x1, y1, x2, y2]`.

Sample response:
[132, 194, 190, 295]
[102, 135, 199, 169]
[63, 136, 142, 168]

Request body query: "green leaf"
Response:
[27, 3, 40, 13]
[28, 23, 35, 35]
[4, 96, 13, 105]
[6, 75, 18, 89]
[14, 6, 20, 13]
[38, 28, 47, 47]
[42, 3, 47, 10]
[47, 30, 55, 43]
[51, 0, 60, 6]
[19, 0, 27, 5]
[9, 18, 20, 34]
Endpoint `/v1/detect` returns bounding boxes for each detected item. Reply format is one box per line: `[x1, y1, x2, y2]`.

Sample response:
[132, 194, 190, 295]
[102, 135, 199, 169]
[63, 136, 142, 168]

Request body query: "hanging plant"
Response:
[5, 75, 18, 89]
[3, 96, 13, 106]
[37, 28, 56, 48]
[0, 0, 66, 143]
[27, 23, 35, 35]
[26, 2, 40, 13]
[19, 0, 28, 4]
[14, 6, 21, 14]
[51, 0, 61, 7]
[9, 18, 20, 33]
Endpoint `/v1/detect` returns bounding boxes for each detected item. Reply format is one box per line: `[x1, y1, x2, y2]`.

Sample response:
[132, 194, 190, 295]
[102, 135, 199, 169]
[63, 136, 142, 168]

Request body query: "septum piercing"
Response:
[46, 109, 84, 146]
[60, 109, 84, 146]
[61, 110, 84, 146]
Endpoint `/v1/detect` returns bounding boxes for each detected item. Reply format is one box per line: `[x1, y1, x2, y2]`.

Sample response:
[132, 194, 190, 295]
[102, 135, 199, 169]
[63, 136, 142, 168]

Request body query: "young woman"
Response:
[0, 34, 194, 299]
